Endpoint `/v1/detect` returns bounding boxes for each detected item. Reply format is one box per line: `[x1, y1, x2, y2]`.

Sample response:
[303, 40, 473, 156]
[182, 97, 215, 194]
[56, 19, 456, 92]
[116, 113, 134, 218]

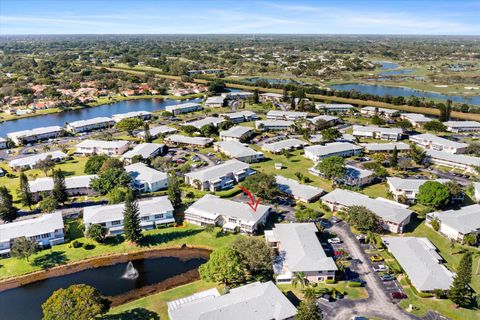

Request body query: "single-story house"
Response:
[309, 115, 341, 126]
[205, 96, 226, 108]
[425, 149, 480, 174]
[265, 223, 337, 283]
[262, 138, 307, 154]
[426, 205, 480, 243]
[83, 196, 175, 235]
[9, 151, 69, 171]
[29, 175, 98, 201]
[275, 175, 324, 202]
[122, 143, 167, 163]
[214, 141, 264, 163]
[400, 113, 433, 127]
[409, 133, 467, 154]
[181, 117, 225, 130]
[136, 125, 177, 139]
[75, 140, 129, 156]
[164, 134, 214, 147]
[304, 142, 362, 162]
[219, 126, 254, 142]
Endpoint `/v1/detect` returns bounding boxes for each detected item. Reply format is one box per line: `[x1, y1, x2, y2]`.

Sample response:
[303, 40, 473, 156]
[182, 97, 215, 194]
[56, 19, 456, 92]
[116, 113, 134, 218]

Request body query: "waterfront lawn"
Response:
[104, 280, 218, 320]
[0, 225, 238, 280]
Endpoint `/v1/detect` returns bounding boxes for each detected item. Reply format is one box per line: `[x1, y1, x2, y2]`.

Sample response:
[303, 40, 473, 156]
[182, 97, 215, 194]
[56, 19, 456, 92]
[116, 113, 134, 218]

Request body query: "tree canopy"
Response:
[417, 181, 451, 209]
[316, 156, 346, 181]
[343, 205, 380, 232]
[0, 186, 18, 222]
[84, 154, 110, 174]
[231, 237, 274, 282]
[199, 247, 247, 286]
[115, 118, 144, 136]
[240, 173, 279, 201]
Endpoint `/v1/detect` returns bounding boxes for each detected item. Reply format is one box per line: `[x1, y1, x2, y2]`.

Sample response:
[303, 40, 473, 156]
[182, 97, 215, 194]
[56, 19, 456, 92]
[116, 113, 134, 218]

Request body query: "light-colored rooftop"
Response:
[215, 141, 262, 159]
[429, 204, 480, 234]
[402, 113, 432, 123]
[305, 142, 362, 158]
[9, 151, 68, 168]
[205, 96, 225, 104]
[271, 223, 337, 272]
[182, 117, 225, 129]
[267, 110, 308, 118]
[122, 143, 165, 159]
[262, 138, 307, 153]
[29, 175, 97, 193]
[165, 134, 213, 146]
[137, 125, 177, 138]
[426, 149, 480, 167]
[362, 142, 410, 152]
[112, 110, 152, 120]
[83, 196, 173, 225]
[410, 133, 468, 149]
[165, 102, 201, 112]
[67, 117, 114, 128]
[168, 281, 297, 320]
[382, 237, 454, 291]
[353, 125, 403, 135]
[185, 194, 269, 225]
[220, 126, 253, 138]
[321, 189, 412, 224]
[7, 125, 64, 139]
[185, 159, 250, 183]
[444, 120, 480, 128]
[275, 175, 324, 201]
[387, 177, 450, 191]
[310, 115, 339, 123]
[0, 212, 64, 243]
[316, 103, 354, 110]
[221, 110, 257, 120]
[76, 139, 129, 149]
[256, 120, 294, 128]
[125, 162, 167, 184]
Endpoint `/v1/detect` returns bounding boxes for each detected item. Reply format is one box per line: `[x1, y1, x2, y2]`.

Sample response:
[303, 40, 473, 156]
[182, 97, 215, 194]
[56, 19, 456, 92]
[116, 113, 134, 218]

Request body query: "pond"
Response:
[0, 97, 203, 137]
[0, 255, 207, 320]
[244, 77, 304, 85]
[373, 61, 400, 70]
[330, 83, 480, 106]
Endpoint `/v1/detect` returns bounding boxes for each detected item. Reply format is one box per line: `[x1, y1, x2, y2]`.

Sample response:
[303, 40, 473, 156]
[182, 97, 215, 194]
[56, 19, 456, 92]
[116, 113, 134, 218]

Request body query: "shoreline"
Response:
[0, 93, 204, 124]
[0, 245, 211, 292]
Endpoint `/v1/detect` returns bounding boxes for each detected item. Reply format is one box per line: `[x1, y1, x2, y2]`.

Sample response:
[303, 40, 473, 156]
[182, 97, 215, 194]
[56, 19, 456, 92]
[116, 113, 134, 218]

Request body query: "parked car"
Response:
[349, 278, 366, 285]
[380, 274, 395, 281]
[373, 264, 388, 272]
[330, 216, 342, 224]
[391, 291, 407, 299]
[328, 237, 342, 244]
[356, 234, 366, 243]
[370, 255, 384, 262]
[319, 294, 334, 302]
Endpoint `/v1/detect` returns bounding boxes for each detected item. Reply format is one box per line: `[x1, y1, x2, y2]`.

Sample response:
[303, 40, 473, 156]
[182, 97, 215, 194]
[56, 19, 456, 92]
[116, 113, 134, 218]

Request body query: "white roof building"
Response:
[214, 141, 263, 163]
[275, 175, 324, 202]
[165, 102, 202, 115]
[125, 162, 168, 193]
[401, 113, 433, 126]
[66, 117, 115, 133]
[444, 121, 480, 133]
[387, 177, 451, 203]
[266, 110, 308, 121]
[182, 117, 225, 129]
[262, 138, 307, 153]
[219, 126, 254, 141]
[136, 125, 177, 139]
[112, 110, 152, 122]
[184, 194, 271, 234]
[122, 143, 166, 162]
[205, 96, 225, 107]
[8, 126, 64, 144]
[255, 120, 293, 131]
[362, 142, 410, 153]
[321, 189, 412, 233]
[9, 151, 68, 170]
[382, 237, 454, 292]
[427, 205, 480, 243]
[360, 106, 400, 117]
[75, 140, 129, 156]
[309, 115, 340, 124]
[425, 149, 480, 173]
[352, 125, 403, 141]
[168, 281, 297, 320]
[221, 110, 258, 123]
[266, 223, 337, 283]
[316, 103, 354, 113]
[29, 175, 97, 194]
[304, 142, 362, 162]
[409, 133, 468, 154]
[164, 134, 214, 146]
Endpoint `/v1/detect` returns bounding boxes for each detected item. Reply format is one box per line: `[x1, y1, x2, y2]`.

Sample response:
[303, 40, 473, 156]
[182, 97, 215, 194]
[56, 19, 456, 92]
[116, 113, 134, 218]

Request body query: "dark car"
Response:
[319, 294, 334, 302]
[380, 274, 395, 281]
[330, 216, 342, 224]
[391, 291, 407, 299]
[349, 278, 366, 285]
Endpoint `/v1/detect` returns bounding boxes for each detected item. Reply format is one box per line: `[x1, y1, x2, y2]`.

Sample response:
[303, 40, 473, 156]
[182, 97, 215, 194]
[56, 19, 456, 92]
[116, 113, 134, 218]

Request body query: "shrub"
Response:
[348, 281, 362, 287]
[325, 279, 336, 284]
[70, 240, 83, 248]
[83, 243, 96, 250]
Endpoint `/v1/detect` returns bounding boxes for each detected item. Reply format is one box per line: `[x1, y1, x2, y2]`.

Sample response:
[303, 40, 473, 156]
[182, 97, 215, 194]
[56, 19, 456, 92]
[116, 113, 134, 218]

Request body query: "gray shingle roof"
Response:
[321, 189, 412, 224]
[185, 194, 270, 225]
[275, 175, 324, 201]
[122, 143, 165, 159]
[0, 212, 64, 242]
[271, 223, 337, 272]
[83, 196, 173, 224]
[185, 159, 250, 183]
[168, 281, 297, 320]
[382, 237, 454, 291]
[430, 204, 480, 234]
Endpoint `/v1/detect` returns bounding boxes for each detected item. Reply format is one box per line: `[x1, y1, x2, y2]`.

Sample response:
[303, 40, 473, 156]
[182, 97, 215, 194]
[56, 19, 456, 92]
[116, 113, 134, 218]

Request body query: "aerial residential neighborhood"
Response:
[0, 1, 480, 320]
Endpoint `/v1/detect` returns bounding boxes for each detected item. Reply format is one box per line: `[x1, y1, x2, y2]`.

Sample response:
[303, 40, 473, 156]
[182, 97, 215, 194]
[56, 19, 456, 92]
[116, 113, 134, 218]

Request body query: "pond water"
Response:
[0, 97, 203, 137]
[330, 83, 480, 105]
[0, 255, 206, 320]
[374, 61, 400, 70]
[244, 77, 304, 85]
[377, 69, 415, 76]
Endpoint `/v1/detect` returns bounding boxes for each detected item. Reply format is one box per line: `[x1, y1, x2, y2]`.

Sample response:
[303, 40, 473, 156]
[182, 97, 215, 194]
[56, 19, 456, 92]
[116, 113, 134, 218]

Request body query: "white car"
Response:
[373, 264, 388, 272]
[328, 237, 342, 244]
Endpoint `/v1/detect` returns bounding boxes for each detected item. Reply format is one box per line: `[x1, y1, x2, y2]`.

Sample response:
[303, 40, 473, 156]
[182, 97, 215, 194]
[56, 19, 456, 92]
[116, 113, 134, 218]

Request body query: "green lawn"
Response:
[361, 182, 389, 199]
[104, 280, 218, 320]
[277, 281, 368, 301]
[0, 225, 239, 280]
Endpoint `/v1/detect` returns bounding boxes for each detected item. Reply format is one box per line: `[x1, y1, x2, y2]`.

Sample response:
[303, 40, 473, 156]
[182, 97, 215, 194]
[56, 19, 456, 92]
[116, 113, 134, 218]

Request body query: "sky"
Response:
[1, 0, 480, 35]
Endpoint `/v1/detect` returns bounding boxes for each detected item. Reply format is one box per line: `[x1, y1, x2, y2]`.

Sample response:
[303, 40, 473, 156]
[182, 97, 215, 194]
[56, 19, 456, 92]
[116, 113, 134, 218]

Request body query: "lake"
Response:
[330, 83, 480, 106]
[0, 255, 206, 320]
[374, 61, 400, 70]
[0, 97, 203, 137]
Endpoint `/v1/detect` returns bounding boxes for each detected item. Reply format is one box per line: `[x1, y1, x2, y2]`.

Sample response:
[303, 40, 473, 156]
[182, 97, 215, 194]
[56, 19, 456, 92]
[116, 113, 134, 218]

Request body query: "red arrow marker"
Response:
[238, 185, 261, 212]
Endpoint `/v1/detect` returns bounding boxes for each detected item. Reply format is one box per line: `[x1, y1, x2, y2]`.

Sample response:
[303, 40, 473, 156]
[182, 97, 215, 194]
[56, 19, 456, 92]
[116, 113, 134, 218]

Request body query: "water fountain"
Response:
[122, 261, 139, 280]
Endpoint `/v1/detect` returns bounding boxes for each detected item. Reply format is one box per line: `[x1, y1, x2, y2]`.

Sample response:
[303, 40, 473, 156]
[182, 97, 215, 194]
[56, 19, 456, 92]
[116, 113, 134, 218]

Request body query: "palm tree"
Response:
[292, 272, 307, 288]
[302, 285, 317, 301]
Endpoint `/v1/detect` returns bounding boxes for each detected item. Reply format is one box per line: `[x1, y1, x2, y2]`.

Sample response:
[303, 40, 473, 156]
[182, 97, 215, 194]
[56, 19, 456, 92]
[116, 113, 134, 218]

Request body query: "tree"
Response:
[448, 252, 472, 307]
[208, 80, 225, 94]
[90, 168, 132, 195]
[396, 119, 413, 130]
[52, 169, 68, 204]
[0, 186, 18, 222]
[444, 181, 463, 202]
[295, 297, 323, 320]
[18, 172, 34, 209]
[371, 115, 386, 125]
[181, 125, 198, 136]
[292, 272, 307, 288]
[199, 124, 218, 137]
[253, 89, 259, 104]
[42, 284, 110, 320]
[316, 156, 346, 182]
[241, 173, 279, 201]
[417, 181, 451, 209]
[115, 118, 143, 136]
[344, 206, 380, 232]
[389, 146, 398, 167]
[295, 208, 319, 222]
[35, 155, 55, 176]
[320, 127, 341, 142]
[107, 186, 129, 204]
[84, 154, 109, 174]
[123, 191, 142, 244]
[99, 158, 124, 172]
[10, 236, 39, 261]
[199, 247, 247, 286]
[86, 224, 108, 243]
[143, 122, 152, 143]
[424, 120, 447, 132]
[39, 195, 59, 213]
[167, 174, 182, 208]
[408, 144, 427, 165]
[463, 233, 478, 246]
[231, 237, 274, 281]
